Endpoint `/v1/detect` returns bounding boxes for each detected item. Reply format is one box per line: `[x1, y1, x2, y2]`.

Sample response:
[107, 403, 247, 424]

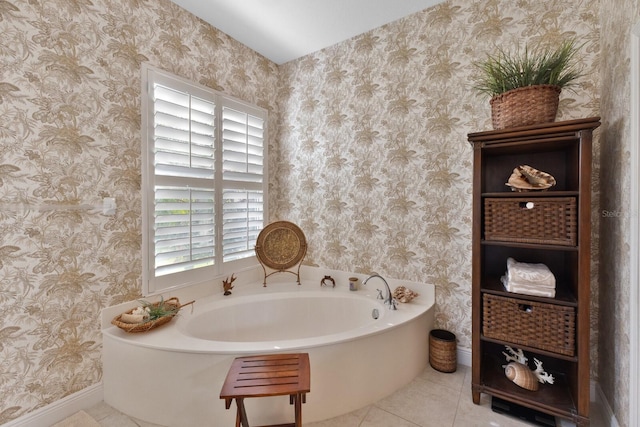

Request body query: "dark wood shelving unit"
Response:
[482, 191, 580, 198]
[468, 117, 600, 427]
[481, 240, 580, 251]
[481, 278, 578, 306]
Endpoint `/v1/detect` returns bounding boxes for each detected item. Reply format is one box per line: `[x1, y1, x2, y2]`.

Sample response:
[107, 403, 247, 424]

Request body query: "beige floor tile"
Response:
[51, 411, 100, 427]
[84, 401, 118, 423]
[131, 417, 167, 427]
[95, 412, 141, 427]
[463, 364, 473, 387]
[304, 405, 371, 426]
[87, 402, 164, 427]
[375, 376, 460, 426]
[360, 406, 421, 427]
[418, 363, 469, 393]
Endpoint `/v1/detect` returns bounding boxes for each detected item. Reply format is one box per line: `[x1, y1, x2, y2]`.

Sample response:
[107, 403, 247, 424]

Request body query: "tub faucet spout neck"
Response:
[363, 274, 397, 310]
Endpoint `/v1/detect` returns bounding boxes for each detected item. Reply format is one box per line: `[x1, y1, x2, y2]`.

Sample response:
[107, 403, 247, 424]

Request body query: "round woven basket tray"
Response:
[112, 297, 183, 333]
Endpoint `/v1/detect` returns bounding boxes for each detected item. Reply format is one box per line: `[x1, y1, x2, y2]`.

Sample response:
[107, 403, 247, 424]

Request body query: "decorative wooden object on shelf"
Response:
[468, 117, 600, 427]
[223, 274, 236, 295]
[255, 221, 307, 286]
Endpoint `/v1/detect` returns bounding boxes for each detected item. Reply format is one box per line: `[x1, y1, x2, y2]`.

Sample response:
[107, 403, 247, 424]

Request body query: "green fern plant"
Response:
[473, 39, 584, 97]
[138, 296, 179, 321]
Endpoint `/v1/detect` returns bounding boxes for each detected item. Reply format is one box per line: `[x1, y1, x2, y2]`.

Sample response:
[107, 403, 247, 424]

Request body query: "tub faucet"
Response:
[363, 274, 397, 310]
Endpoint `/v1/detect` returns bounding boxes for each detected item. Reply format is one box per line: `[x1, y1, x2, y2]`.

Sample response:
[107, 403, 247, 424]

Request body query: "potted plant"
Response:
[473, 38, 584, 129]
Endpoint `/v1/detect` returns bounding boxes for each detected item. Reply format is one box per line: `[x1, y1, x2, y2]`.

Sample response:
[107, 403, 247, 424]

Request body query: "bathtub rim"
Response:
[101, 266, 435, 355]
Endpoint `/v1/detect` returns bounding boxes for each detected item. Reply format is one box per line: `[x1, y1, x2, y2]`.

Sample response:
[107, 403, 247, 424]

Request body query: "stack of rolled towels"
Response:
[500, 257, 556, 298]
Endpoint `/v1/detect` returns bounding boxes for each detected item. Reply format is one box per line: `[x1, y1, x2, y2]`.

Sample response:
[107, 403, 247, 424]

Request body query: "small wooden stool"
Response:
[220, 353, 310, 427]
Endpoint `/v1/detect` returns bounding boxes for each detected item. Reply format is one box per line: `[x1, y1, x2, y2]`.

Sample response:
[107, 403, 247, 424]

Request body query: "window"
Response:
[142, 64, 267, 294]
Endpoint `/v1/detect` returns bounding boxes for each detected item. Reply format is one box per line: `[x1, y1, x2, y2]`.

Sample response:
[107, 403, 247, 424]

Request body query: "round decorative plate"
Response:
[255, 221, 306, 270]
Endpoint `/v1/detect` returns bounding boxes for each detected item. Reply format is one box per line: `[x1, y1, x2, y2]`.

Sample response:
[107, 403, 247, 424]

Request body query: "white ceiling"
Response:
[170, 0, 444, 64]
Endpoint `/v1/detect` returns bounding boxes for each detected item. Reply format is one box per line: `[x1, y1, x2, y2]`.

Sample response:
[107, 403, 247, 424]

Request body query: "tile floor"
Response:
[83, 364, 607, 427]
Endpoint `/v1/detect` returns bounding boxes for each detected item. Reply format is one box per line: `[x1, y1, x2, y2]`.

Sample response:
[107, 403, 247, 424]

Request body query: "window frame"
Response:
[141, 64, 268, 296]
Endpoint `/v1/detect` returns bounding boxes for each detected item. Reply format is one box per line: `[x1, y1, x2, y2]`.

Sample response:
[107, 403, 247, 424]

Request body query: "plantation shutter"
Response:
[152, 81, 216, 277]
[143, 65, 268, 294]
[154, 186, 215, 276]
[221, 103, 265, 261]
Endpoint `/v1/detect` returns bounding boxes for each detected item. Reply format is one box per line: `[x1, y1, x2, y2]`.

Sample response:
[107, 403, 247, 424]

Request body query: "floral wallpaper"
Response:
[2, 0, 631, 424]
[0, 0, 279, 423]
[277, 0, 599, 356]
[598, 1, 639, 426]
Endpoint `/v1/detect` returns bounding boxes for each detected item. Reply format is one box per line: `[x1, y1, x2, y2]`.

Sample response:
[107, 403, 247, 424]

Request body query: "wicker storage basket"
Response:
[429, 329, 457, 373]
[112, 297, 181, 333]
[484, 197, 577, 246]
[490, 85, 561, 129]
[483, 294, 575, 356]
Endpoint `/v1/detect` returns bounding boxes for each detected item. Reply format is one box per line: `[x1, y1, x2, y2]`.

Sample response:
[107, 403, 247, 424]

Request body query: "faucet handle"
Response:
[376, 289, 384, 300]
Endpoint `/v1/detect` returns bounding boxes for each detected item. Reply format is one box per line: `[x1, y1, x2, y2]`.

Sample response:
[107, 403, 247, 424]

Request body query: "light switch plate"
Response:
[103, 197, 116, 215]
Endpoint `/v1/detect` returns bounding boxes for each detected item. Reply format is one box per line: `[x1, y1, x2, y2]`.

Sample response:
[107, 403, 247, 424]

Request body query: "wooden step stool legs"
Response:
[232, 397, 247, 427]
[220, 353, 310, 427]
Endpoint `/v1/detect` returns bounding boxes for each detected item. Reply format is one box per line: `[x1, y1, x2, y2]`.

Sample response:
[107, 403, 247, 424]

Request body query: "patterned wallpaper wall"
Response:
[0, 0, 279, 423]
[0, 0, 617, 424]
[277, 0, 600, 353]
[598, 1, 639, 426]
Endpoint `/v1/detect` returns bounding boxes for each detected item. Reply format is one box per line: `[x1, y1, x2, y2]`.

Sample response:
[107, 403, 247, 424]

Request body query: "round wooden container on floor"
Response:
[429, 329, 457, 373]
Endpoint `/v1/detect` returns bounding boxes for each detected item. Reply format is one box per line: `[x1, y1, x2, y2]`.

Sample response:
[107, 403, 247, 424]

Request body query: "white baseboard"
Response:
[2, 383, 103, 427]
[457, 347, 472, 367]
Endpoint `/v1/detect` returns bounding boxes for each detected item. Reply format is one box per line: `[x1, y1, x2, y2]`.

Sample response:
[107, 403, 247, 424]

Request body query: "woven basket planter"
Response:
[490, 84, 561, 129]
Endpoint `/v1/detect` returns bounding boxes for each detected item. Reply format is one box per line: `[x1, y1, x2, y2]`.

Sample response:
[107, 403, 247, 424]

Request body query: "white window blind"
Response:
[222, 106, 264, 182]
[142, 65, 267, 294]
[154, 85, 216, 179]
[154, 186, 215, 276]
[221, 104, 264, 262]
[222, 189, 263, 261]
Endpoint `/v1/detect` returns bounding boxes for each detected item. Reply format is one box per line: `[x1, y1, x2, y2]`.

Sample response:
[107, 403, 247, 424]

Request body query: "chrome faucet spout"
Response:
[363, 274, 397, 310]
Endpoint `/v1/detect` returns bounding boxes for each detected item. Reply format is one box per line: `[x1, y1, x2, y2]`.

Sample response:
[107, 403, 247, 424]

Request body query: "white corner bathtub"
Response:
[102, 268, 435, 427]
